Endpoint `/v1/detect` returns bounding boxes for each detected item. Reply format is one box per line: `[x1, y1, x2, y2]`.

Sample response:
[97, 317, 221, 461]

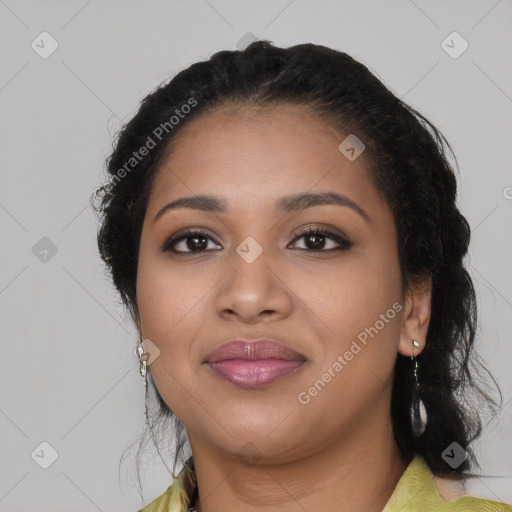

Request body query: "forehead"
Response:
[146, 104, 383, 218]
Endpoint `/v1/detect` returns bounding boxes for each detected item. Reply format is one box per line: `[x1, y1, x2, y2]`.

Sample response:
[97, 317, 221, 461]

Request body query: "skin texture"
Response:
[135, 104, 432, 512]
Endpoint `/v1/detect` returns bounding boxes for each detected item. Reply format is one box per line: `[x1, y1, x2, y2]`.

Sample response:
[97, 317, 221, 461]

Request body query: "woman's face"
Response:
[136, 104, 420, 463]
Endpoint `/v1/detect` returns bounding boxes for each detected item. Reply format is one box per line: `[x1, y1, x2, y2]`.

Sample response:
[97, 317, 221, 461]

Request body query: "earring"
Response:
[410, 339, 427, 437]
[136, 336, 149, 423]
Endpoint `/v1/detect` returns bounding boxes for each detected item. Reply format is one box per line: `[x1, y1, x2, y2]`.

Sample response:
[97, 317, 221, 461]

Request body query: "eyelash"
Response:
[161, 227, 352, 254]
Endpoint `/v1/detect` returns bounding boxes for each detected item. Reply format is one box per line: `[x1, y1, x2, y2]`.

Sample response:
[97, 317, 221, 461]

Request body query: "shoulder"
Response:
[137, 457, 197, 512]
[383, 456, 512, 512]
[436, 496, 512, 511]
[446, 497, 512, 512]
[136, 478, 190, 512]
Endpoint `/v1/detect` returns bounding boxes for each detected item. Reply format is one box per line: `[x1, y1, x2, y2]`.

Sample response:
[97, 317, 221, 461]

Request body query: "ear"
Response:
[397, 273, 432, 357]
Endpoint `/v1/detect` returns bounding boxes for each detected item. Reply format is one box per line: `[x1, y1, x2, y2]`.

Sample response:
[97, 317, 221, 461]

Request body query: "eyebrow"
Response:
[153, 191, 370, 224]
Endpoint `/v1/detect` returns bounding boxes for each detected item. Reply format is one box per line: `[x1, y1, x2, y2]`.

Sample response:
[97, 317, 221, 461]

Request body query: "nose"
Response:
[215, 249, 293, 324]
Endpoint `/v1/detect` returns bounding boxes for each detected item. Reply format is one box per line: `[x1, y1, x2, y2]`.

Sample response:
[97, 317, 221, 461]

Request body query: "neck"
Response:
[189, 417, 410, 512]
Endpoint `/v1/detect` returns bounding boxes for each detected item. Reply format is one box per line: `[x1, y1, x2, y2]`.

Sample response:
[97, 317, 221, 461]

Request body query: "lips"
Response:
[204, 339, 306, 363]
[204, 339, 306, 389]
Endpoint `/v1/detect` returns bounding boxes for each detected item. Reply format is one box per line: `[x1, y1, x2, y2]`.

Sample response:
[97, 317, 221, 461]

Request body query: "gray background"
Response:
[0, 0, 511, 510]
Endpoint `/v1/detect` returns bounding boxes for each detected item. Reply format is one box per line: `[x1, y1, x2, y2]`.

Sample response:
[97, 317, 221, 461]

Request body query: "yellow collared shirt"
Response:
[138, 456, 512, 512]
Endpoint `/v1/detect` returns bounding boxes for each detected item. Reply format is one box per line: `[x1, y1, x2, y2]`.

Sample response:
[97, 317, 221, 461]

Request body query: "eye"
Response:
[161, 226, 352, 255]
[289, 227, 352, 252]
[161, 228, 221, 254]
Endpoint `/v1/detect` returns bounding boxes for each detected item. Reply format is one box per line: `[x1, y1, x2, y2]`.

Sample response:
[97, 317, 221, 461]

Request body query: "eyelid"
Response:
[160, 227, 220, 252]
[289, 225, 352, 250]
[292, 223, 349, 241]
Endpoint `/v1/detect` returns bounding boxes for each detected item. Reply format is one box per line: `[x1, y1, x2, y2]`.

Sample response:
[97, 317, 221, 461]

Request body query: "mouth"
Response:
[203, 339, 307, 389]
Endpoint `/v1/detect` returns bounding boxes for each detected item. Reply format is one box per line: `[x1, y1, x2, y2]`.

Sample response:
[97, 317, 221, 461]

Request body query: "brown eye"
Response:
[161, 227, 352, 255]
[162, 229, 221, 253]
[289, 228, 352, 252]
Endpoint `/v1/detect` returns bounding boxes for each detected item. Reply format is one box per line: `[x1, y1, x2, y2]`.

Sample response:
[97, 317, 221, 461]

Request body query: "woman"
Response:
[92, 40, 511, 511]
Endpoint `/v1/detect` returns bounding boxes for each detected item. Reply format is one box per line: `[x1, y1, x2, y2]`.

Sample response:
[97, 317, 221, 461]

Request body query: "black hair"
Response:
[91, 40, 502, 499]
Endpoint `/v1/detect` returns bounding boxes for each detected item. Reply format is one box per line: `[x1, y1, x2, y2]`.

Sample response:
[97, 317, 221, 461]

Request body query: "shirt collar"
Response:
[157, 454, 510, 512]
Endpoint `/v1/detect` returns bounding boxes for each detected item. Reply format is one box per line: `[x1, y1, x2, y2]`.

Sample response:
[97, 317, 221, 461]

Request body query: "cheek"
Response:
[297, 251, 402, 336]
[136, 250, 209, 342]
[303, 251, 403, 386]
[136, 255, 206, 417]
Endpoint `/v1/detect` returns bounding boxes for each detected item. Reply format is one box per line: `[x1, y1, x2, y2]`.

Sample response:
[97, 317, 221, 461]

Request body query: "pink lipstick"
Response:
[204, 339, 306, 389]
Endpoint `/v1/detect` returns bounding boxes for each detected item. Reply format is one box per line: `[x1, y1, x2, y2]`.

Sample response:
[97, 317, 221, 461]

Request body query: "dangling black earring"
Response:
[410, 339, 427, 437]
